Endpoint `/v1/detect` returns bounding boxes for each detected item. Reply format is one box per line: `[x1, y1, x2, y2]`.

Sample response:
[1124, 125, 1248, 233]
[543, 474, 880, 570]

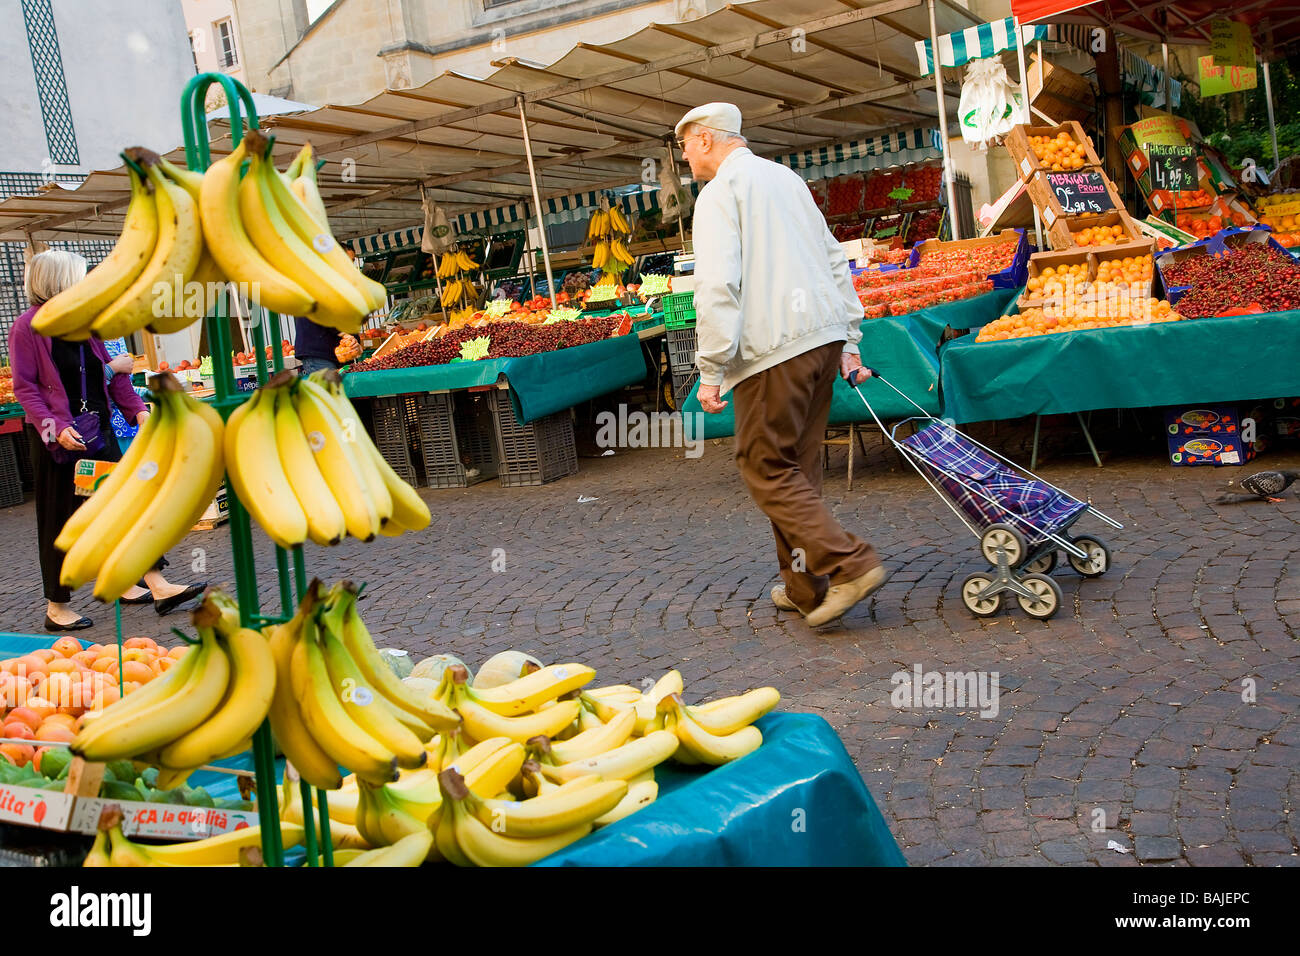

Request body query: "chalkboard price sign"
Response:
[1148, 144, 1198, 192]
[1045, 171, 1115, 216]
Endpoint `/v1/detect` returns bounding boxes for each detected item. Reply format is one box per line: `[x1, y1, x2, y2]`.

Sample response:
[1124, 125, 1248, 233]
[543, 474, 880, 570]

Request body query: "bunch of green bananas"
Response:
[69, 592, 275, 783]
[224, 368, 430, 548]
[84, 814, 304, 867]
[56, 373, 224, 603]
[265, 581, 459, 793]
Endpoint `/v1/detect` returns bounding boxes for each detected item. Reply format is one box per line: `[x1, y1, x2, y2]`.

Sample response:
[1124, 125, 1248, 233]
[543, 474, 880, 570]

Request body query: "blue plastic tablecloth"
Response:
[536, 712, 905, 867]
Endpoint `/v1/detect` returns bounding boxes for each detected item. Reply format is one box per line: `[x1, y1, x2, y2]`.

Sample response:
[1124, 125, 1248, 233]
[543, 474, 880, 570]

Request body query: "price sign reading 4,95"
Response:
[1045, 171, 1115, 216]
[1148, 144, 1198, 192]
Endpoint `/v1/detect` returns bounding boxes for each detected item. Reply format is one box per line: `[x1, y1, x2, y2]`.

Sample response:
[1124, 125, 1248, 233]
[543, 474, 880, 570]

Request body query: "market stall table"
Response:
[343, 331, 648, 424]
[938, 308, 1300, 425]
[676, 287, 1020, 442]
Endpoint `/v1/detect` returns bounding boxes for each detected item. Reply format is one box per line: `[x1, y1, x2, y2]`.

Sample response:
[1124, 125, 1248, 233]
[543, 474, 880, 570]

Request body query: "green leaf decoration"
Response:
[459, 336, 492, 362]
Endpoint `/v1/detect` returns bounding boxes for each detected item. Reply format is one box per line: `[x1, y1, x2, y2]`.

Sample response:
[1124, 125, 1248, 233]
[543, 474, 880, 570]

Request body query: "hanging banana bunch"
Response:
[585, 207, 611, 244]
[437, 244, 479, 310]
[592, 195, 633, 285]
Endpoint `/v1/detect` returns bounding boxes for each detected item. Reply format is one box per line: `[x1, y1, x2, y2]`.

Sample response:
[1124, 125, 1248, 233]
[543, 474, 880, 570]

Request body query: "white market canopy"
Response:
[0, 0, 976, 245]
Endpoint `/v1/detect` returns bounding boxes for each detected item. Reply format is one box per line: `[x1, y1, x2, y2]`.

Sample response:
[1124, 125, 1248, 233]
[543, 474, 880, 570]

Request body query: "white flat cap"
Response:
[674, 102, 743, 138]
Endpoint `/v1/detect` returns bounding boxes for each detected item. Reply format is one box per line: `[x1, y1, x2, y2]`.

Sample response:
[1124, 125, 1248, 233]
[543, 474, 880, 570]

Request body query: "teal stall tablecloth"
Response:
[939, 309, 1300, 424]
[681, 316, 943, 440]
[535, 712, 905, 867]
[342, 333, 648, 424]
[903, 287, 1019, 343]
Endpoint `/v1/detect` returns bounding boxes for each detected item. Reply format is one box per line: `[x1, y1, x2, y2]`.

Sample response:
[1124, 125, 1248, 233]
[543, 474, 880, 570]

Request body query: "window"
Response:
[215, 19, 238, 69]
[188, 32, 199, 73]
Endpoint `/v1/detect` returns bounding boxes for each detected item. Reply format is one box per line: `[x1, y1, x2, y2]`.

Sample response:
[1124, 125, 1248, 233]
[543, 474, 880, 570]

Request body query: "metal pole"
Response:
[1263, 59, 1281, 172]
[927, 0, 961, 240]
[1013, 17, 1044, 250]
[518, 96, 558, 310]
[1161, 40, 1171, 113]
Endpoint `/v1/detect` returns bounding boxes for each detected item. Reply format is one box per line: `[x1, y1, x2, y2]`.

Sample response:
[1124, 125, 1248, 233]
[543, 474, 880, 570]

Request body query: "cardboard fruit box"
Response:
[1004, 121, 1103, 182]
[1166, 405, 1261, 467]
[1047, 209, 1142, 250]
[908, 228, 1029, 288]
[1089, 239, 1157, 298]
[1018, 248, 1091, 310]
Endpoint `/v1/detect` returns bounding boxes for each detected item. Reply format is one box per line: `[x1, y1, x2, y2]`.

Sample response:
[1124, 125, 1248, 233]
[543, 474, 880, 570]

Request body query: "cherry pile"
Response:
[1167, 243, 1300, 317]
[347, 317, 618, 372]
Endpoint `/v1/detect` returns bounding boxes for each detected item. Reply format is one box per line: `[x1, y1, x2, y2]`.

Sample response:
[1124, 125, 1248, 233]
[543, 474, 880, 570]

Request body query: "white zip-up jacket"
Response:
[691, 146, 863, 394]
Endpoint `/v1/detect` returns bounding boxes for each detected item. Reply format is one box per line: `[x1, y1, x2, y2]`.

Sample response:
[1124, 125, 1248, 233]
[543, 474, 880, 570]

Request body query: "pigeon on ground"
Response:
[1222, 470, 1299, 503]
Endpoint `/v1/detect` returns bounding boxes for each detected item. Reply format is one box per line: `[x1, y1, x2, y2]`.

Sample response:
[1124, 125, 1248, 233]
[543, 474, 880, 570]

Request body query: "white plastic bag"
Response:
[958, 58, 1027, 150]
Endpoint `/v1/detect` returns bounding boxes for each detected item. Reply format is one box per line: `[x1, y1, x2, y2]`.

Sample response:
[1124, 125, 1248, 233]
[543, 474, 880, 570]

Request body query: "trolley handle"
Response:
[847, 367, 878, 387]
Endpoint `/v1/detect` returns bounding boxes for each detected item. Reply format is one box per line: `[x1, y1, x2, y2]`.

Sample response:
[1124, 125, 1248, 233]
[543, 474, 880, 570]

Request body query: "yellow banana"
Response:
[594, 772, 657, 827]
[291, 383, 380, 540]
[224, 386, 308, 548]
[462, 742, 526, 798]
[238, 132, 368, 330]
[34, 161, 158, 338]
[268, 154, 388, 314]
[58, 398, 175, 588]
[538, 729, 678, 784]
[82, 829, 112, 867]
[290, 610, 400, 785]
[345, 830, 432, 867]
[686, 687, 780, 735]
[91, 383, 225, 603]
[318, 603, 426, 770]
[145, 824, 304, 865]
[577, 705, 604, 733]
[298, 376, 391, 524]
[74, 630, 203, 738]
[453, 687, 580, 745]
[440, 733, 512, 775]
[93, 158, 202, 339]
[580, 691, 636, 724]
[266, 587, 344, 791]
[461, 663, 595, 717]
[547, 707, 636, 763]
[440, 769, 590, 867]
[661, 695, 763, 765]
[198, 140, 315, 317]
[337, 587, 457, 729]
[108, 825, 160, 867]
[159, 624, 276, 769]
[288, 144, 331, 228]
[73, 616, 230, 761]
[470, 777, 625, 838]
[274, 385, 346, 546]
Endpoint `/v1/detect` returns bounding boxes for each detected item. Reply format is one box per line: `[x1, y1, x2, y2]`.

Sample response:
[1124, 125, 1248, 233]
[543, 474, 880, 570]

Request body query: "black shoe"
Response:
[119, 591, 155, 605]
[154, 583, 207, 617]
[44, 614, 93, 632]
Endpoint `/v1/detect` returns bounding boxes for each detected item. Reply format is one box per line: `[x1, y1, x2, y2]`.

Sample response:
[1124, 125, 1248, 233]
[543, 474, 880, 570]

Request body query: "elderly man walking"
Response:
[680, 102, 888, 627]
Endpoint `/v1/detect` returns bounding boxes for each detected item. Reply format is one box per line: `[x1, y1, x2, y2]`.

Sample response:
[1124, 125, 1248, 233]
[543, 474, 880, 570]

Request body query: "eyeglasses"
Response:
[675, 134, 699, 151]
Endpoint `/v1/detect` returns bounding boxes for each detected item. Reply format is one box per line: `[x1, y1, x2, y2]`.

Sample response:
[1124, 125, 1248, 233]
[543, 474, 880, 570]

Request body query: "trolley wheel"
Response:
[1023, 550, 1058, 575]
[960, 573, 1003, 617]
[980, 523, 1027, 567]
[1016, 573, 1063, 620]
[1067, 537, 1110, 578]
[662, 377, 679, 411]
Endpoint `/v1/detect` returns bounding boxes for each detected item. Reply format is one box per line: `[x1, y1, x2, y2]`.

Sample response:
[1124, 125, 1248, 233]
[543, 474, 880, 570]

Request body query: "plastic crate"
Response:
[666, 326, 697, 372]
[0, 434, 24, 509]
[13, 428, 33, 491]
[416, 391, 498, 488]
[491, 389, 578, 487]
[672, 366, 699, 403]
[661, 291, 696, 329]
[369, 395, 421, 487]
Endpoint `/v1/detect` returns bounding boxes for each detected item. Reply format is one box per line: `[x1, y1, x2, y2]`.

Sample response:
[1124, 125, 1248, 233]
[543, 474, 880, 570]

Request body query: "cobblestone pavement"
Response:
[1, 417, 1297, 866]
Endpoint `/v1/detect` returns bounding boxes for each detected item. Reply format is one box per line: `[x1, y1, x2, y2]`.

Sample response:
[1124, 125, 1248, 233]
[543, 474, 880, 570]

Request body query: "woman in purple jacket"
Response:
[9, 251, 204, 631]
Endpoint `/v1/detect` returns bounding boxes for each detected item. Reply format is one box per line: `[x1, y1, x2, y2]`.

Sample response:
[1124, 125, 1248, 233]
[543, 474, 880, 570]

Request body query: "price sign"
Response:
[1210, 19, 1254, 68]
[1147, 145, 1198, 192]
[1199, 56, 1257, 97]
[1045, 171, 1115, 215]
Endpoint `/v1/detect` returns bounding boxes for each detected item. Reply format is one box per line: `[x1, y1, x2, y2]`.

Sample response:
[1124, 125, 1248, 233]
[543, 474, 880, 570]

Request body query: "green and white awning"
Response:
[348, 226, 423, 256]
[775, 128, 942, 179]
[916, 16, 1049, 75]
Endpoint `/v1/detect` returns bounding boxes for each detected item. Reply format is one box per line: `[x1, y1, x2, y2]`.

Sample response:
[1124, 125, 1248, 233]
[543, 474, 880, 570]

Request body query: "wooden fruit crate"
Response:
[1026, 52, 1095, 125]
[1026, 168, 1126, 228]
[1018, 248, 1091, 310]
[1004, 121, 1104, 182]
[1047, 209, 1142, 250]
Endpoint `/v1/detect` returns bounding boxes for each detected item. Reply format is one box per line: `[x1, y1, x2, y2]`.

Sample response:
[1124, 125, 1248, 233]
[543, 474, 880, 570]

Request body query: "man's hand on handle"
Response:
[840, 351, 868, 383]
[698, 383, 729, 414]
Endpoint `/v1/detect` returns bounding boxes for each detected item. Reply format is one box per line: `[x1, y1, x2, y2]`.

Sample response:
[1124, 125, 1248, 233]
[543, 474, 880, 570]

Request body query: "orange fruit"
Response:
[4, 705, 42, 733]
[45, 657, 78, 675]
[30, 649, 57, 664]
[168, 646, 189, 660]
[16, 656, 48, 681]
[121, 648, 153, 664]
[71, 650, 100, 669]
[90, 686, 121, 713]
[90, 656, 116, 674]
[0, 743, 35, 767]
[120, 660, 153, 685]
[123, 637, 157, 653]
[122, 681, 142, 696]
[51, 637, 83, 659]
[3, 720, 35, 740]
[35, 723, 75, 744]
[40, 713, 76, 731]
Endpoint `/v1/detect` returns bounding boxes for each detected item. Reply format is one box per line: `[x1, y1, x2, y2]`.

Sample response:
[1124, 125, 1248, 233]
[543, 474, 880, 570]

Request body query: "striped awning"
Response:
[916, 17, 1050, 75]
[349, 226, 424, 256]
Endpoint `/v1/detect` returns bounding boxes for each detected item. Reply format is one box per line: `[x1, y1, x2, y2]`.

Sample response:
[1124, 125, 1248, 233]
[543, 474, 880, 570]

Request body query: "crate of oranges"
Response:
[1004, 122, 1102, 180]
[975, 297, 1185, 343]
[1048, 210, 1141, 250]
[1020, 251, 1090, 308]
[1090, 244, 1155, 298]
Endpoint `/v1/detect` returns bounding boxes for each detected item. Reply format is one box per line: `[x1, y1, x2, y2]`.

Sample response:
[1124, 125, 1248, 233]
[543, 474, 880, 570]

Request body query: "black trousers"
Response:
[28, 425, 165, 604]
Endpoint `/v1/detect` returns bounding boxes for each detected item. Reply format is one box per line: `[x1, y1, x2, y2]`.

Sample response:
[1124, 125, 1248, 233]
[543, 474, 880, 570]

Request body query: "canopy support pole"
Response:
[518, 96, 558, 310]
[927, 0, 961, 240]
[1262, 21, 1280, 173]
[1013, 16, 1044, 250]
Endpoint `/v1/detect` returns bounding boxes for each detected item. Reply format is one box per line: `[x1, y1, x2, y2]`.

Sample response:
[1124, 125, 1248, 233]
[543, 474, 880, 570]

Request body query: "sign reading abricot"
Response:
[1046, 171, 1114, 216]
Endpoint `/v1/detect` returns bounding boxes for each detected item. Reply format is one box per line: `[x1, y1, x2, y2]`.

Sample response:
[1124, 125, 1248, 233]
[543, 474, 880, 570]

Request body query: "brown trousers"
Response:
[732, 341, 881, 613]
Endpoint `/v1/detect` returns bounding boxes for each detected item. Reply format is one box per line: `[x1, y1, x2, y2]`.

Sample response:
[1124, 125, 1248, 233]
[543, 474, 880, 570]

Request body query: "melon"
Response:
[376, 648, 414, 679]
[409, 654, 472, 685]
[473, 650, 544, 690]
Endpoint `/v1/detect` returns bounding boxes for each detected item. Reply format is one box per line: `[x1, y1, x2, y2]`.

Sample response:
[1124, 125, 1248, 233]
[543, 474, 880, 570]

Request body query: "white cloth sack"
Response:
[958, 58, 1026, 150]
[421, 188, 455, 253]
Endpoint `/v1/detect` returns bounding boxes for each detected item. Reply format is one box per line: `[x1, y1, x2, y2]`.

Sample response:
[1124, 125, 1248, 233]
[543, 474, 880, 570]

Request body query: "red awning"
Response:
[1011, 0, 1100, 23]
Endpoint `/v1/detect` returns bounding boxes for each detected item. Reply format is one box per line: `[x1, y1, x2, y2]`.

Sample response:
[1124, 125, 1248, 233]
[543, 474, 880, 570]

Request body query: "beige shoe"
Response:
[805, 566, 890, 627]
[771, 584, 800, 612]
